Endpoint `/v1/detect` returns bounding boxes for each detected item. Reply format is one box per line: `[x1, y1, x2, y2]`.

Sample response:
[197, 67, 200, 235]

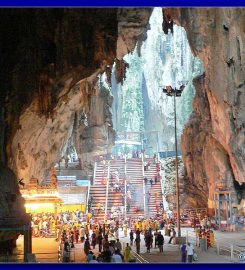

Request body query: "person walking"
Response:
[157, 231, 164, 253]
[103, 235, 110, 251]
[135, 236, 141, 254]
[145, 233, 151, 253]
[129, 230, 134, 246]
[91, 231, 97, 249]
[84, 238, 91, 256]
[115, 239, 122, 252]
[187, 242, 194, 262]
[154, 175, 158, 184]
[150, 178, 153, 187]
[123, 223, 127, 237]
[63, 246, 70, 263]
[124, 243, 131, 262]
[97, 232, 103, 252]
[180, 243, 187, 262]
[168, 228, 176, 244]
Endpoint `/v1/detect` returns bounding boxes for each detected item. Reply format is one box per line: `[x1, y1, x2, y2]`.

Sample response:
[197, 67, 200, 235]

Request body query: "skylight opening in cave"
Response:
[109, 7, 204, 156]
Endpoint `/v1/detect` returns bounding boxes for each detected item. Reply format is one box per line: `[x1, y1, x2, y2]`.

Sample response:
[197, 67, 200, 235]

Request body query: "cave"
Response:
[0, 7, 245, 257]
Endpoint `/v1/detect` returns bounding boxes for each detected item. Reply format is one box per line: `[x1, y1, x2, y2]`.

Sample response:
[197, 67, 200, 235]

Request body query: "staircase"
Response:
[89, 161, 109, 221]
[89, 157, 165, 221]
[126, 158, 145, 218]
[144, 158, 163, 217]
[107, 159, 126, 219]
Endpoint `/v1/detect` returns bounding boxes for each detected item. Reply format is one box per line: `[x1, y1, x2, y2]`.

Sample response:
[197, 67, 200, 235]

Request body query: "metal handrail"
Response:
[93, 161, 97, 185]
[142, 155, 146, 216]
[159, 160, 166, 212]
[131, 250, 149, 263]
[216, 240, 244, 262]
[124, 155, 127, 219]
[186, 229, 244, 262]
[104, 161, 110, 220]
[85, 175, 92, 214]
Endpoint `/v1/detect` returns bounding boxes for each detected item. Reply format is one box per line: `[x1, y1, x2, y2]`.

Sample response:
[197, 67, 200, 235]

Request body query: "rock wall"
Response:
[164, 8, 245, 210]
[0, 8, 152, 225]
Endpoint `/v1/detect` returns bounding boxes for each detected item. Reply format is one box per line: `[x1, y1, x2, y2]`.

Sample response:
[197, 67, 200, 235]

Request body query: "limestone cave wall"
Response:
[0, 8, 152, 224]
[164, 8, 245, 211]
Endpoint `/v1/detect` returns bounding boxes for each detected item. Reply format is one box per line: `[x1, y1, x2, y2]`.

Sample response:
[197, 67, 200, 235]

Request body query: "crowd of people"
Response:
[30, 208, 220, 263]
[59, 213, 177, 263]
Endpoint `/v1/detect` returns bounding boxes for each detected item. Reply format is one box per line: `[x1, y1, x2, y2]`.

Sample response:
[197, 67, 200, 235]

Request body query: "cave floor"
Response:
[6, 227, 244, 263]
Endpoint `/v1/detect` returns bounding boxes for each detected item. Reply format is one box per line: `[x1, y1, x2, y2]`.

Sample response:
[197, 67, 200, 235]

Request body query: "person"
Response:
[168, 228, 176, 244]
[64, 237, 70, 251]
[135, 236, 141, 254]
[147, 161, 151, 170]
[123, 223, 127, 237]
[70, 231, 75, 248]
[91, 231, 97, 249]
[97, 232, 103, 252]
[129, 230, 134, 246]
[97, 202, 102, 214]
[180, 243, 187, 262]
[109, 242, 115, 255]
[87, 251, 94, 262]
[63, 247, 70, 262]
[144, 177, 148, 185]
[167, 223, 171, 236]
[154, 230, 158, 248]
[150, 178, 153, 187]
[111, 249, 123, 263]
[89, 255, 98, 263]
[124, 243, 131, 262]
[186, 242, 194, 262]
[154, 176, 158, 184]
[103, 235, 110, 251]
[115, 239, 122, 252]
[159, 201, 164, 210]
[145, 232, 151, 253]
[121, 194, 125, 205]
[231, 213, 237, 232]
[146, 191, 151, 204]
[84, 238, 91, 256]
[157, 231, 164, 253]
[74, 228, 79, 243]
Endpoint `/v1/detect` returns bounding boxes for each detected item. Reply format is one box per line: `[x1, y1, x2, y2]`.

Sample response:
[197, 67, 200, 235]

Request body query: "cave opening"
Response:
[110, 8, 204, 156]
[52, 8, 205, 215]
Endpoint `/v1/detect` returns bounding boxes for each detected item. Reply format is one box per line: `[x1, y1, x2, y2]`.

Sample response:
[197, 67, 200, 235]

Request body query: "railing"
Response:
[216, 240, 244, 262]
[124, 155, 127, 219]
[141, 155, 146, 216]
[57, 176, 77, 181]
[131, 250, 149, 263]
[122, 240, 149, 263]
[104, 161, 110, 220]
[93, 161, 97, 185]
[159, 161, 166, 212]
[186, 229, 245, 263]
[85, 180, 91, 214]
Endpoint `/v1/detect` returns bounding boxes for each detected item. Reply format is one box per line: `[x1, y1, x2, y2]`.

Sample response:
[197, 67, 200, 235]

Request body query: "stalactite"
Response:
[115, 59, 129, 85]
[105, 65, 112, 87]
